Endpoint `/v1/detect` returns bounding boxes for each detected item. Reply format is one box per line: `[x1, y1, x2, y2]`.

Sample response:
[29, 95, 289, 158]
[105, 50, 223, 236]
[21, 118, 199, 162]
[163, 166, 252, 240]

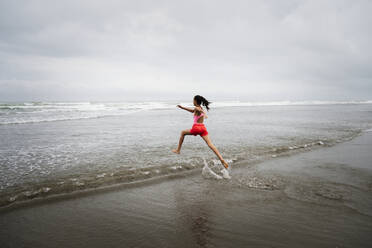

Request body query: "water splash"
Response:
[201, 159, 223, 180]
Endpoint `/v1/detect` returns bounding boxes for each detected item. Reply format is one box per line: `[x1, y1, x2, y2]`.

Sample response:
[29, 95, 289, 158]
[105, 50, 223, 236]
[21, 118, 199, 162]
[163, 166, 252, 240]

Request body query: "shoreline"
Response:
[1, 131, 371, 247]
[0, 129, 363, 211]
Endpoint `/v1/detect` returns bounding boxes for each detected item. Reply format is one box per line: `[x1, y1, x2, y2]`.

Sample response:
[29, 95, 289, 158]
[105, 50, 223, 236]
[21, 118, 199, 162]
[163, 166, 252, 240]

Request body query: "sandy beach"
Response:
[1, 0, 372, 247]
[1, 131, 371, 247]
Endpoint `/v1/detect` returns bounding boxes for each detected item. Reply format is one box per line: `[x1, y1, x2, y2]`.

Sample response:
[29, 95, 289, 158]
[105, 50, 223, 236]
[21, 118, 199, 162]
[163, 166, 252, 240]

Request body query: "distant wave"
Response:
[208, 100, 372, 107]
[0, 102, 171, 125]
[1, 100, 371, 125]
[0, 110, 145, 125]
[1, 100, 371, 109]
[0, 111, 141, 125]
[0, 101, 171, 111]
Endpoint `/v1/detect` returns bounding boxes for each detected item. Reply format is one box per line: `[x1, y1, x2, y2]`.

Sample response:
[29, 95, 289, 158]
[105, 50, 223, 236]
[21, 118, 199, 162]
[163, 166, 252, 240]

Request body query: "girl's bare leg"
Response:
[172, 129, 192, 154]
[201, 135, 229, 169]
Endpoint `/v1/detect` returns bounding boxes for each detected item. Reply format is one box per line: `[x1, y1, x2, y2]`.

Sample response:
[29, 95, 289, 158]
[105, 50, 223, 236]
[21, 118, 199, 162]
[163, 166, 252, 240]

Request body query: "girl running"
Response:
[172, 95, 230, 178]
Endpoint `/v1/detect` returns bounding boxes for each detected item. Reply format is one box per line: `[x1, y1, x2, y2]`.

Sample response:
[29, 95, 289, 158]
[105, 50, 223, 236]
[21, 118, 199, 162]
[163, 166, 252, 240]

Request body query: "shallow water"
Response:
[1, 133, 371, 248]
[1, 101, 372, 206]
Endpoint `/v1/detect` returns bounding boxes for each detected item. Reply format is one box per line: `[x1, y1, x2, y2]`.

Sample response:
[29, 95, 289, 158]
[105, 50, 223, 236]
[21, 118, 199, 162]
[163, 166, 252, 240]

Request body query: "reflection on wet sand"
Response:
[173, 179, 220, 247]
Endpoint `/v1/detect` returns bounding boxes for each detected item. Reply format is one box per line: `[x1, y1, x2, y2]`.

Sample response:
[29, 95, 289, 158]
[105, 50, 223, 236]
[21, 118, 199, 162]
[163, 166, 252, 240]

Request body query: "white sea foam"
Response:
[202, 159, 223, 180]
[208, 100, 372, 108]
[1, 100, 371, 125]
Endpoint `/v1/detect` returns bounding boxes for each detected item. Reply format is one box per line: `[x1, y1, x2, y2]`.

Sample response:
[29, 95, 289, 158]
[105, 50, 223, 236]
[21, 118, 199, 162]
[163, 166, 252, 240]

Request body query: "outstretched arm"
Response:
[177, 105, 195, 113]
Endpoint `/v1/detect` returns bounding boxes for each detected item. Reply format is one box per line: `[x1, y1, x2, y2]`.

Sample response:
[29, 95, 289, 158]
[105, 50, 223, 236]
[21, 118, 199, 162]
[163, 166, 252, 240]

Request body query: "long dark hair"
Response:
[194, 95, 211, 111]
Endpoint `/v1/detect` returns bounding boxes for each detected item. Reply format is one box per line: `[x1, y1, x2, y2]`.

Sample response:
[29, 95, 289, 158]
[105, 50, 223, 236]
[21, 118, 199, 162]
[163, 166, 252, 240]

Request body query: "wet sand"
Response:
[1, 132, 372, 248]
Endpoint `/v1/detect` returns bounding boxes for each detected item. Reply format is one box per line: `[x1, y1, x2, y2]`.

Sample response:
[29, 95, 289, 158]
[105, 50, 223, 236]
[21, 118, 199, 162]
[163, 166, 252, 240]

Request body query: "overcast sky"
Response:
[0, 0, 371, 102]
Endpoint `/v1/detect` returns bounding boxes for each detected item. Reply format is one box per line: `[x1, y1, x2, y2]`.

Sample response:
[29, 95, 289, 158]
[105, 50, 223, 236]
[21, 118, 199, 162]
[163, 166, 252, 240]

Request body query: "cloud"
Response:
[0, 0, 371, 101]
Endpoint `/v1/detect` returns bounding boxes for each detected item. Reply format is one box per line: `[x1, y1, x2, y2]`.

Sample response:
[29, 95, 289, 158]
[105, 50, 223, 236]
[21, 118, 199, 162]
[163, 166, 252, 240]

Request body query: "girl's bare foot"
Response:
[172, 149, 180, 154]
[222, 160, 229, 169]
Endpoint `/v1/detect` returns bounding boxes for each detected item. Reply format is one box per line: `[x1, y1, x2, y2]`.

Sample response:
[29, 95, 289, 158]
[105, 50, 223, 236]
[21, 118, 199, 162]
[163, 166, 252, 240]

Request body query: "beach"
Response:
[2, 102, 372, 207]
[1, 0, 372, 246]
[1, 0, 371, 246]
[1, 127, 371, 247]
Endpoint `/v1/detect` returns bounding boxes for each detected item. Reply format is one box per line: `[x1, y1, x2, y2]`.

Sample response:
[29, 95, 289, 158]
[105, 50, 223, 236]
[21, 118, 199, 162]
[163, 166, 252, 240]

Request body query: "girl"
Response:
[172, 95, 231, 178]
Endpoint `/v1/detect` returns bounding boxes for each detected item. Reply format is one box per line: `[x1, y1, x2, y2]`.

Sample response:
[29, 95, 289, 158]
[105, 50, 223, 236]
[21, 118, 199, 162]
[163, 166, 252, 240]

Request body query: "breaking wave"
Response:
[1, 100, 371, 125]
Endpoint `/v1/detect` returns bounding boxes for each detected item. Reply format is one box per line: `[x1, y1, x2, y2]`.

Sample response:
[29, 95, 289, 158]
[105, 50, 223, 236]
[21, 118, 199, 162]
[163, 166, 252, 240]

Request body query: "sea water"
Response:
[1, 101, 372, 206]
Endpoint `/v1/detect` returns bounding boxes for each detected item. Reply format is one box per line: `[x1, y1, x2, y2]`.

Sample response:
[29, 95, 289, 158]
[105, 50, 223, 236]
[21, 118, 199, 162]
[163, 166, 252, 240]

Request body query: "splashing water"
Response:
[201, 158, 230, 180]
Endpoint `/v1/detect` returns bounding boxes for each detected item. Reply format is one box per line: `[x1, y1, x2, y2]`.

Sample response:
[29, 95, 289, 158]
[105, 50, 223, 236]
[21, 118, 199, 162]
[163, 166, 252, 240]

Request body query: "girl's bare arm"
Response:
[177, 105, 195, 113]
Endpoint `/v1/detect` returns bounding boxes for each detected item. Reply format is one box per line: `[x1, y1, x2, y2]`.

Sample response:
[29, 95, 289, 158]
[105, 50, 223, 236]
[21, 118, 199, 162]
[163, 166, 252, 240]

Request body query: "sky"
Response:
[0, 0, 371, 102]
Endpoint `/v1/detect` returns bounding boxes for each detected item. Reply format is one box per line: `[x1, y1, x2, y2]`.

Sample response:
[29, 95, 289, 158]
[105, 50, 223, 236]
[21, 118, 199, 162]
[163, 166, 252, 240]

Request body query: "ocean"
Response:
[1, 100, 372, 207]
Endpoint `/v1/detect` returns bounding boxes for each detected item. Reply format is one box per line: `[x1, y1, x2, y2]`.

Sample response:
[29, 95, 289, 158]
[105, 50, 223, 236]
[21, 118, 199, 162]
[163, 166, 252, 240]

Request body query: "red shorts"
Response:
[190, 123, 208, 137]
